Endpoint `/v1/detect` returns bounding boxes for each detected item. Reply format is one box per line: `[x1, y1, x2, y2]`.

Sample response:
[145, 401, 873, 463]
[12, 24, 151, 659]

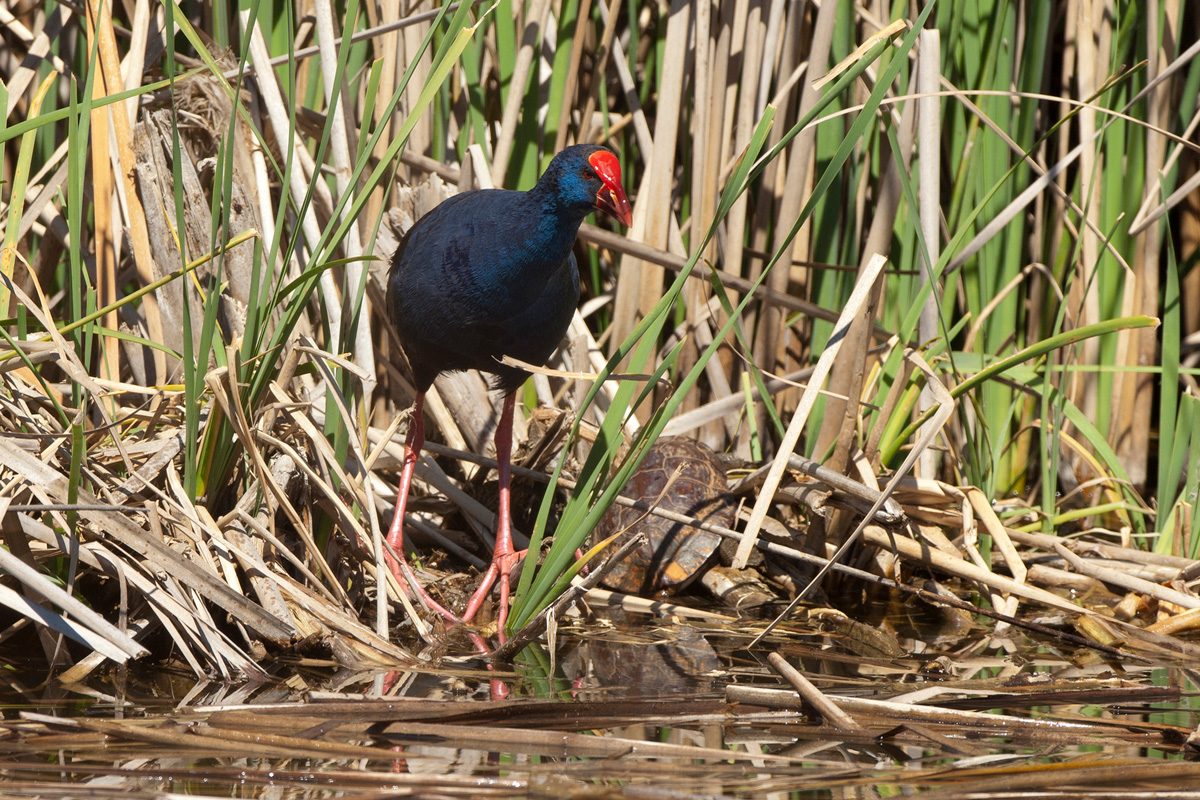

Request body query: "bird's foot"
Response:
[386, 545, 519, 699]
[384, 548, 461, 624]
[387, 544, 532, 636]
[459, 547, 528, 636]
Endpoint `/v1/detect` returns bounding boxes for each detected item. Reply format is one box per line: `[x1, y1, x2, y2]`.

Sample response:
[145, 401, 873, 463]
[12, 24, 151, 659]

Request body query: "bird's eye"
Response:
[582, 167, 596, 180]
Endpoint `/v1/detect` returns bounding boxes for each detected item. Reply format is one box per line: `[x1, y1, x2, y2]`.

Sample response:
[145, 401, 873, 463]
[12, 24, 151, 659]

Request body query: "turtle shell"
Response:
[595, 437, 733, 595]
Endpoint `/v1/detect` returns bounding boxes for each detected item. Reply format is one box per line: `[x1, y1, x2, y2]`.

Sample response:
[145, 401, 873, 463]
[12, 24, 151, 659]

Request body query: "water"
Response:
[2, 603, 1198, 798]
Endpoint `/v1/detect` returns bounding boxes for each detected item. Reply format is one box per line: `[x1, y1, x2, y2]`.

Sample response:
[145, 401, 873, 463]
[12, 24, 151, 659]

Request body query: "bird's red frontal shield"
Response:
[588, 150, 633, 226]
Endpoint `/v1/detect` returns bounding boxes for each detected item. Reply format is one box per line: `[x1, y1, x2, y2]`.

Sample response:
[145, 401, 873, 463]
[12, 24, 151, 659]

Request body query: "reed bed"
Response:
[1, 0, 1199, 681]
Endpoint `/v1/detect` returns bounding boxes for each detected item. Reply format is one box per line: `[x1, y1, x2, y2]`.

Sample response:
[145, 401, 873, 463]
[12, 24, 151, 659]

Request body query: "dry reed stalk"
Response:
[618, 0, 688, 419]
[85, 0, 120, 401]
[315, 0, 376, 401]
[402, 6, 434, 168]
[1068, 0, 1102, 440]
[0, 5, 70, 111]
[89, 0, 167, 382]
[767, 651, 865, 731]
[681, 0, 714, 428]
[726, 0, 767, 300]
[744, 30, 789, 416]
[553, 0, 596, 154]
[766, 0, 836, 413]
[861, 525, 1094, 618]
[735, 254, 889, 568]
[367, 0, 401, 227]
[916, 29, 941, 480]
[491, 0, 553, 185]
[1055, 543, 1200, 610]
[245, 11, 345, 353]
[577, 0, 622, 144]
[816, 101, 915, 476]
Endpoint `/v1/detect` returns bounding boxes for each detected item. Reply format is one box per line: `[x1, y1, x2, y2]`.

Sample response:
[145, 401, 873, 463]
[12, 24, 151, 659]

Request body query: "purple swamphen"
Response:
[385, 144, 632, 636]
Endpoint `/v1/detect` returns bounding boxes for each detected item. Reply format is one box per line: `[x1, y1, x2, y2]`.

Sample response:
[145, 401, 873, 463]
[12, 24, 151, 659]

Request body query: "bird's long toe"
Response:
[386, 551, 460, 624]
[460, 548, 527, 632]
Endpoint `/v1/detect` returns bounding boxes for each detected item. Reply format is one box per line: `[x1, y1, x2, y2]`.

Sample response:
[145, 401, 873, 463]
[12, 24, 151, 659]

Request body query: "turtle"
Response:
[594, 436, 735, 595]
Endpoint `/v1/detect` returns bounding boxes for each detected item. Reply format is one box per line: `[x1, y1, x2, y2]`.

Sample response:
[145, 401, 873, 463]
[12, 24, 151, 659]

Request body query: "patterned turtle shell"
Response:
[595, 436, 734, 595]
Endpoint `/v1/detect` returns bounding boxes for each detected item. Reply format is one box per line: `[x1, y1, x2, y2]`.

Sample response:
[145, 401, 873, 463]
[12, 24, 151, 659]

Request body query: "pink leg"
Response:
[465, 630, 511, 700]
[461, 392, 522, 638]
[384, 393, 459, 623]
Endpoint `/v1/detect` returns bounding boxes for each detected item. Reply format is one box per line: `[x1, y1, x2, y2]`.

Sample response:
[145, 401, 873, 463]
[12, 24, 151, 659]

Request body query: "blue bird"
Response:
[385, 145, 632, 636]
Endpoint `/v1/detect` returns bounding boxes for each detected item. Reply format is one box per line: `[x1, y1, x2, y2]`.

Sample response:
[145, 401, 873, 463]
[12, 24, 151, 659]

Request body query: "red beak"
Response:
[588, 150, 633, 227]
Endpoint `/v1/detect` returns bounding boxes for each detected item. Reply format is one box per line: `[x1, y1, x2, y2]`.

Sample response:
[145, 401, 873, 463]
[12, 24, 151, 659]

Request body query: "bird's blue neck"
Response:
[517, 186, 591, 264]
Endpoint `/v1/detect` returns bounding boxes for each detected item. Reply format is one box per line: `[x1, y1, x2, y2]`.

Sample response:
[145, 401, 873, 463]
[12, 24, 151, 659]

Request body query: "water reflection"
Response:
[1, 598, 1199, 798]
[561, 610, 721, 697]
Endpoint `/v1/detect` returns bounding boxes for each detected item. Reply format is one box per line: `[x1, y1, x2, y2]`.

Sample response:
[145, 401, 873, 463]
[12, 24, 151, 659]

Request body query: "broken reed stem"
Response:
[766, 651, 864, 731]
